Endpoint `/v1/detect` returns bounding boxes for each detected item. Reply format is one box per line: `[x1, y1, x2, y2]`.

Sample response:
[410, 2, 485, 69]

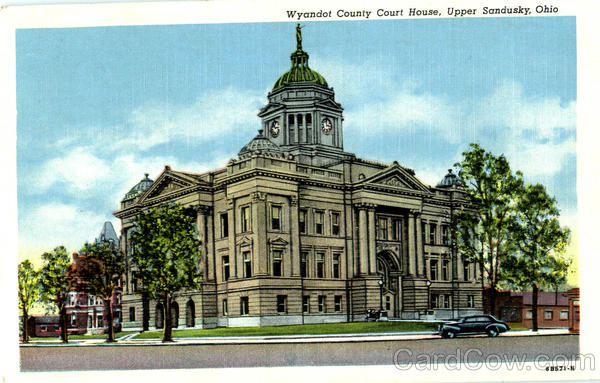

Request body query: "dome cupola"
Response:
[437, 169, 464, 188]
[238, 129, 283, 159]
[122, 173, 153, 201]
[272, 24, 328, 90]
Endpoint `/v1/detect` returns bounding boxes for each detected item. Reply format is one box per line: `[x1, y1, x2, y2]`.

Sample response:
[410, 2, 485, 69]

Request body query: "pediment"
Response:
[258, 102, 285, 116]
[315, 98, 343, 111]
[139, 168, 201, 202]
[268, 237, 289, 246]
[236, 235, 253, 247]
[362, 165, 431, 193]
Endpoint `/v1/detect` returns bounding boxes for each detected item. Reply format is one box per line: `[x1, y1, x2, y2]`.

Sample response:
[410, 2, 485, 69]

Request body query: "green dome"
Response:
[272, 25, 328, 91]
[273, 50, 328, 90]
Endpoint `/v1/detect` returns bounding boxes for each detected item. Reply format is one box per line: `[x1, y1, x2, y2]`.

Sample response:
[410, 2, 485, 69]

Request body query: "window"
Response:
[332, 254, 340, 278]
[300, 252, 308, 278]
[302, 296, 310, 313]
[243, 251, 252, 278]
[272, 251, 282, 276]
[54, 324, 60, 330]
[277, 295, 287, 314]
[467, 295, 475, 308]
[71, 313, 76, 326]
[385, 296, 391, 311]
[129, 307, 135, 321]
[241, 206, 250, 232]
[131, 272, 138, 293]
[240, 297, 249, 315]
[331, 212, 340, 236]
[220, 213, 229, 238]
[525, 309, 533, 319]
[299, 209, 307, 233]
[391, 219, 401, 241]
[429, 259, 438, 280]
[222, 256, 230, 281]
[223, 299, 228, 316]
[377, 217, 388, 240]
[334, 296, 342, 312]
[316, 253, 325, 278]
[442, 260, 450, 281]
[318, 295, 326, 312]
[431, 294, 440, 308]
[421, 222, 427, 244]
[441, 225, 450, 245]
[429, 223, 436, 244]
[271, 205, 282, 230]
[97, 315, 103, 328]
[40, 325, 47, 332]
[560, 310, 569, 320]
[315, 211, 324, 234]
[443, 295, 451, 309]
[463, 263, 470, 281]
[544, 310, 553, 320]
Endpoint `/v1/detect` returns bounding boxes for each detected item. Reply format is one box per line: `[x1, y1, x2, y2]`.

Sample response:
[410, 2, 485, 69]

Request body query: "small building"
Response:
[27, 316, 61, 337]
[497, 290, 572, 328]
[564, 287, 579, 333]
[65, 221, 123, 335]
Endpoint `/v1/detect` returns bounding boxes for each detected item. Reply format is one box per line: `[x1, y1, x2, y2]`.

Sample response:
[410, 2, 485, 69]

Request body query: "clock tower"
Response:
[257, 24, 354, 165]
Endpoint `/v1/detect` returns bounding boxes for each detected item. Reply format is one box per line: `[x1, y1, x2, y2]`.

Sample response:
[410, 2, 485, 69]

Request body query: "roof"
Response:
[238, 129, 283, 158]
[511, 291, 568, 306]
[122, 173, 154, 201]
[30, 316, 60, 324]
[272, 24, 328, 91]
[96, 221, 119, 246]
[437, 169, 464, 187]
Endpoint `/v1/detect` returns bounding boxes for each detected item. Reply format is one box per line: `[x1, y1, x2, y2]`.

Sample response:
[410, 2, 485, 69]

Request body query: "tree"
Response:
[130, 204, 202, 342]
[503, 183, 571, 331]
[453, 143, 523, 316]
[40, 246, 76, 343]
[75, 241, 125, 342]
[18, 260, 41, 343]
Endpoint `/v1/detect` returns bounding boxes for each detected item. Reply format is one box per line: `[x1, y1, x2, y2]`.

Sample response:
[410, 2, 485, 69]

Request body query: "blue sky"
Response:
[16, 18, 576, 265]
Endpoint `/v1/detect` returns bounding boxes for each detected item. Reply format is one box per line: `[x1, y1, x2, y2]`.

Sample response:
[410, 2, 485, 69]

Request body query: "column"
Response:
[456, 254, 464, 282]
[197, 209, 208, 280]
[358, 207, 368, 275]
[289, 196, 300, 276]
[408, 213, 416, 276]
[367, 207, 377, 275]
[227, 199, 236, 278]
[252, 192, 268, 276]
[206, 211, 215, 281]
[416, 213, 424, 277]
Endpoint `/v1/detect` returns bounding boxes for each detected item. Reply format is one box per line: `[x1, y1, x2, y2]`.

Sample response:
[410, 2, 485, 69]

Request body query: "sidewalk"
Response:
[21, 328, 572, 346]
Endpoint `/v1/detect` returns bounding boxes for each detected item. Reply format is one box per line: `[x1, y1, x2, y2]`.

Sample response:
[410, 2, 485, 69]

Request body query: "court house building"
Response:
[115, 25, 483, 329]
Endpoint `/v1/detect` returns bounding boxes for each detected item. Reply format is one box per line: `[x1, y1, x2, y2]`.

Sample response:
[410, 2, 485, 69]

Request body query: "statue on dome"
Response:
[296, 23, 303, 50]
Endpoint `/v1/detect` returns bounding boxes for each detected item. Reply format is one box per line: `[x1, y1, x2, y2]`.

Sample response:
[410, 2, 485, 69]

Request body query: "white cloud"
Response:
[36, 148, 110, 193]
[19, 203, 108, 252]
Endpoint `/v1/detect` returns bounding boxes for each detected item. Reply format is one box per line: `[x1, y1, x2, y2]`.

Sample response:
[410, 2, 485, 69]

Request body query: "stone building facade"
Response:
[115, 25, 483, 329]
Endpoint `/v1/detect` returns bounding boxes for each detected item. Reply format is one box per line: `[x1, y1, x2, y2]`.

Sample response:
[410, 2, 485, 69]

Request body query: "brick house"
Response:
[26, 316, 61, 337]
[496, 289, 572, 328]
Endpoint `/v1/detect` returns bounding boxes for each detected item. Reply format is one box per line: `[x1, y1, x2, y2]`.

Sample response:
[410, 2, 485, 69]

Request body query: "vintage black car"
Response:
[438, 315, 510, 338]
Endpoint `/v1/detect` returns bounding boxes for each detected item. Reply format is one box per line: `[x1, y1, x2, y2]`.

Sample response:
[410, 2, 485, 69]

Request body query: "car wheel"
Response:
[487, 328, 499, 337]
[446, 331, 456, 339]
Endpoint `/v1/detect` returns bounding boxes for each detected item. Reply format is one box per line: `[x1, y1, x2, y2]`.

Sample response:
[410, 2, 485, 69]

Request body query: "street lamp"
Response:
[426, 280, 432, 315]
[378, 279, 384, 311]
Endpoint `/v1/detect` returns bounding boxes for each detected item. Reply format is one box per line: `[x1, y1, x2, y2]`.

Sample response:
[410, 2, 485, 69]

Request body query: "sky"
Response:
[16, 18, 577, 281]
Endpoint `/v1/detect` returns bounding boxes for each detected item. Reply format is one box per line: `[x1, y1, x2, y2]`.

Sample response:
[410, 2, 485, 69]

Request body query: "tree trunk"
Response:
[22, 310, 29, 343]
[105, 298, 115, 342]
[59, 304, 68, 343]
[532, 283, 539, 332]
[488, 287, 497, 317]
[163, 295, 173, 342]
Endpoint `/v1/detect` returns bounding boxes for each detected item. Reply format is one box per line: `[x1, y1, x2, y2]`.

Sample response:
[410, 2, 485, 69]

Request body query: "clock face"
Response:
[270, 121, 280, 137]
[321, 118, 332, 134]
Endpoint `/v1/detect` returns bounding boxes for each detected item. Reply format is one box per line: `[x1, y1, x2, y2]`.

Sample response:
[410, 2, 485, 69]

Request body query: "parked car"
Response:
[365, 309, 388, 321]
[438, 315, 510, 338]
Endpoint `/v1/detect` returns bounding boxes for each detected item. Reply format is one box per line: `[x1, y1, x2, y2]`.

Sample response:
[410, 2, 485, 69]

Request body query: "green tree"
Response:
[18, 260, 41, 343]
[453, 143, 523, 316]
[40, 246, 76, 343]
[130, 204, 202, 342]
[503, 183, 571, 331]
[75, 241, 125, 342]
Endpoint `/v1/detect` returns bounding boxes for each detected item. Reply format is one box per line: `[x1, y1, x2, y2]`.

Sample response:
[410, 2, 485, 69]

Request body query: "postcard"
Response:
[2, 0, 599, 382]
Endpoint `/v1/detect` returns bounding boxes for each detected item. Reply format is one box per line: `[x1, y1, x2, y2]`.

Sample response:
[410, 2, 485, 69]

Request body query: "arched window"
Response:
[186, 299, 195, 328]
[155, 303, 164, 329]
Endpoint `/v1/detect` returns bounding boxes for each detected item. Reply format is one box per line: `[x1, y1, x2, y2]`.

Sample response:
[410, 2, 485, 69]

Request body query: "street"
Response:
[20, 334, 579, 371]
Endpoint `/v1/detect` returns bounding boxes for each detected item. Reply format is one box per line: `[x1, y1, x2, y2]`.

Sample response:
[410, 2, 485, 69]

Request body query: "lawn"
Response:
[134, 321, 440, 339]
[26, 331, 134, 341]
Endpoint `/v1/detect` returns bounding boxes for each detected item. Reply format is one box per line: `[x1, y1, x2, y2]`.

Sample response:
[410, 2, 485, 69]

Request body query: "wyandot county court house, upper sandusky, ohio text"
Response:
[115, 24, 483, 330]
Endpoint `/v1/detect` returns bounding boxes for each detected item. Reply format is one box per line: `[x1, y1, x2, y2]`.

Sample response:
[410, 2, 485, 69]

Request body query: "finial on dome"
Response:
[296, 23, 302, 50]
